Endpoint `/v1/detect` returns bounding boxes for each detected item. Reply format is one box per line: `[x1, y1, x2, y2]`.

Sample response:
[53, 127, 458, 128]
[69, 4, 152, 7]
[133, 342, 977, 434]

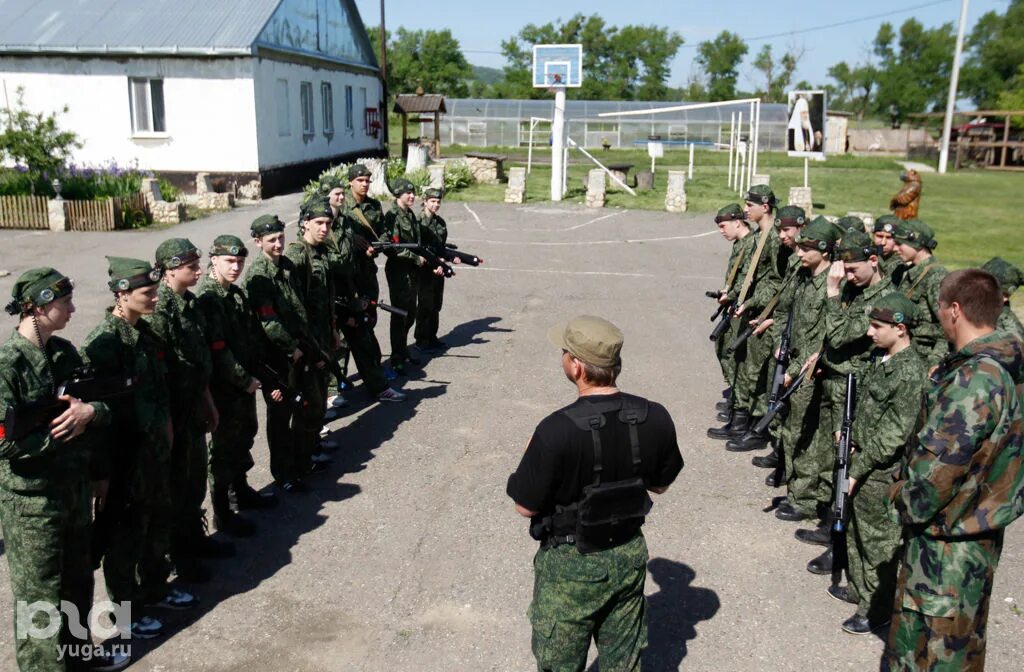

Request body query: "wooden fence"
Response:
[0, 194, 49, 230]
[64, 193, 152, 231]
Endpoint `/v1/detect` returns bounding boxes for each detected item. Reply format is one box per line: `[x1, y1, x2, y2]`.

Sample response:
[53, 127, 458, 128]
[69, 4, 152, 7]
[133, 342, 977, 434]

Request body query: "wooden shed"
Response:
[393, 89, 447, 159]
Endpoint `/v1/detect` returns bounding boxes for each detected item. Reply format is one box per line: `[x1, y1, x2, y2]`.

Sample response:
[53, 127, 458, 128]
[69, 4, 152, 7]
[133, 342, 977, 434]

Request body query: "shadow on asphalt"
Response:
[643, 558, 720, 671]
[439, 316, 513, 349]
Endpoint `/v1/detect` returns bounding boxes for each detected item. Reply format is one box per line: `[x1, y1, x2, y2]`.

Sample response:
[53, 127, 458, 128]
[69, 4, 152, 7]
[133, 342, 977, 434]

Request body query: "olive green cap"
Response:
[892, 218, 937, 250]
[155, 238, 201, 269]
[300, 196, 334, 221]
[744, 184, 776, 207]
[348, 163, 372, 181]
[873, 214, 899, 234]
[423, 187, 444, 200]
[835, 230, 879, 263]
[981, 257, 1024, 296]
[774, 205, 806, 228]
[836, 216, 865, 234]
[319, 174, 345, 192]
[5, 267, 73, 316]
[547, 315, 623, 368]
[389, 178, 415, 198]
[210, 235, 248, 257]
[868, 292, 918, 327]
[107, 256, 161, 293]
[251, 214, 285, 237]
[715, 203, 744, 223]
[795, 216, 840, 251]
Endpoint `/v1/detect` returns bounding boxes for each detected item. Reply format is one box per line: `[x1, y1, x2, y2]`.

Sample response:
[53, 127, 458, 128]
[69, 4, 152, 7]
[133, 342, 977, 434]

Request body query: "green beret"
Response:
[389, 179, 416, 198]
[796, 216, 840, 252]
[836, 216, 865, 234]
[348, 164, 371, 181]
[892, 219, 937, 250]
[715, 203, 745, 224]
[155, 238, 201, 269]
[745, 184, 776, 207]
[774, 205, 806, 228]
[873, 214, 899, 234]
[981, 257, 1024, 296]
[319, 174, 345, 192]
[869, 292, 918, 328]
[5, 267, 73, 316]
[107, 256, 161, 293]
[210, 235, 248, 258]
[300, 196, 334, 221]
[835, 230, 879, 263]
[251, 214, 285, 237]
[423, 188, 444, 201]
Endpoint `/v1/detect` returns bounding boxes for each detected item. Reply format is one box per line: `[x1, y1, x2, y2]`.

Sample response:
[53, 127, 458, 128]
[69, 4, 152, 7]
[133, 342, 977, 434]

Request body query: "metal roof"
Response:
[0, 0, 282, 56]
[393, 94, 447, 115]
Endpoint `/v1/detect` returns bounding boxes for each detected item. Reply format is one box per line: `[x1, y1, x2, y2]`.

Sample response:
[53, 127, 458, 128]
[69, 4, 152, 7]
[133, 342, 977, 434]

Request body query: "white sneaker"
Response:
[327, 394, 349, 408]
[319, 424, 330, 437]
[377, 387, 407, 403]
[122, 615, 163, 639]
[148, 587, 198, 610]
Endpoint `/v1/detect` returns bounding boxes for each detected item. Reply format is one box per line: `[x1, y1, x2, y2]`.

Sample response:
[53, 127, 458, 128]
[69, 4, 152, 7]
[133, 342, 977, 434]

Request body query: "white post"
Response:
[752, 100, 761, 177]
[804, 157, 809, 188]
[563, 140, 569, 196]
[738, 142, 747, 196]
[527, 118, 535, 175]
[747, 102, 755, 193]
[728, 112, 736, 188]
[939, 0, 970, 174]
[568, 137, 637, 195]
[688, 143, 694, 179]
[551, 88, 566, 201]
[736, 112, 743, 189]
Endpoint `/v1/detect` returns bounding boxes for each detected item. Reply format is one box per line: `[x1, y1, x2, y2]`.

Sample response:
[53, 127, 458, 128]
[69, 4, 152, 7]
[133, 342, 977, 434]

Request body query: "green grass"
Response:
[438, 146, 1023, 269]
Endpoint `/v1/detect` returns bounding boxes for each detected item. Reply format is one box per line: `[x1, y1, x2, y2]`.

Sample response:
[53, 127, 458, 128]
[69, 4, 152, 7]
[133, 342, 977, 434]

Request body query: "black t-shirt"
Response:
[506, 392, 683, 525]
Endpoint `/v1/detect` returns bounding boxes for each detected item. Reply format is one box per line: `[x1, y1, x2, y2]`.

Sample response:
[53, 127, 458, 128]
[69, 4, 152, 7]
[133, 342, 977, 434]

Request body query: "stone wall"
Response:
[504, 167, 527, 204]
[585, 169, 605, 208]
[665, 171, 687, 213]
[465, 156, 505, 185]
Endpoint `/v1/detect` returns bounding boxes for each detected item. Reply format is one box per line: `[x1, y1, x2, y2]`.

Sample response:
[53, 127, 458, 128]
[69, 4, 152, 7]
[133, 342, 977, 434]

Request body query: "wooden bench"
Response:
[605, 163, 635, 189]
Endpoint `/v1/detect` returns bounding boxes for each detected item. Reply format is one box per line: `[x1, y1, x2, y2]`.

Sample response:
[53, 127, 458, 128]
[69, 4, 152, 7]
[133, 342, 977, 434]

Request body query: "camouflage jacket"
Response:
[880, 253, 904, 285]
[344, 193, 385, 239]
[850, 346, 927, 483]
[723, 232, 757, 302]
[0, 330, 108, 491]
[821, 277, 893, 376]
[901, 256, 949, 366]
[997, 304, 1024, 342]
[285, 239, 335, 349]
[778, 267, 829, 378]
[383, 204, 422, 269]
[143, 284, 213, 409]
[195, 273, 266, 393]
[420, 211, 449, 257]
[744, 225, 792, 313]
[244, 252, 307, 357]
[889, 331, 1024, 536]
[329, 219, 369, 306]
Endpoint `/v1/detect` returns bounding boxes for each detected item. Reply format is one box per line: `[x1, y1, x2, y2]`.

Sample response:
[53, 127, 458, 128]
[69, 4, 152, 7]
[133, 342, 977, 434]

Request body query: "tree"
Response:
[751, 44, 804, 102]
[367, 27, 473, 97]
[695, 31, 748, 101]
[827, 61, 876, 119]
[0, 88, 81, 193]
[871, 19, 956, 123]
[962, 0, 1024, 108]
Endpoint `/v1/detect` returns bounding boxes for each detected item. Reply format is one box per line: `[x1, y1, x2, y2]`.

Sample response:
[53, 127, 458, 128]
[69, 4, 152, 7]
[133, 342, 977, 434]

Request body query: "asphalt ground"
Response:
[0, 199, 1022, 671]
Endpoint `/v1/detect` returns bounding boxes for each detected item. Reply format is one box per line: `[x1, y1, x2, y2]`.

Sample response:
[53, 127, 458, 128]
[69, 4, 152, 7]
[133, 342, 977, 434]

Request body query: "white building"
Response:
[0, 0, 385, 197]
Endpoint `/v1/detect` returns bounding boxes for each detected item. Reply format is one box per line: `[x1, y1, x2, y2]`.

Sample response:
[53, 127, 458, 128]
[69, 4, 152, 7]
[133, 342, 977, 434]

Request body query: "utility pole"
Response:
[379, 0, 389, 153]
[938, 0, 969, 174]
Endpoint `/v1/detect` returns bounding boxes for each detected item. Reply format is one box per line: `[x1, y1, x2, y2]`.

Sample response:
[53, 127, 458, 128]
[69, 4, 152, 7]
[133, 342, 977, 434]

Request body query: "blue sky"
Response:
[353, 0, 1008, 91]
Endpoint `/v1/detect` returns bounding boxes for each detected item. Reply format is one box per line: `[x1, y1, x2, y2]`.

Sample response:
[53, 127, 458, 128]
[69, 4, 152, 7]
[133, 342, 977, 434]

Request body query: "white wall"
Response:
[252, 57, 382, 170]
[0, 56, 259, 173]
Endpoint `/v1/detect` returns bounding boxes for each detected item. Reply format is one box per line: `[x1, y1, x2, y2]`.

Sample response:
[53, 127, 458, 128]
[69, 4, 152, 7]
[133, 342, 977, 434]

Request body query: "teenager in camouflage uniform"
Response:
[195, 235, 280, 539]
[710, 204, 753, 403]
[980, 256, 1024, 340]
[873, 215, 904, 283]
[883, 269, 1024, 671]
[892, 220, 949, 370]
[344, 164, 388, 371]
[144, 239, 231, 582]
[0, 268, 121, 671]
[244, 215, 311, 493]
[414, 188, 455, 351]
[84, 257, 197, 641]
[829, 293, 927, 635]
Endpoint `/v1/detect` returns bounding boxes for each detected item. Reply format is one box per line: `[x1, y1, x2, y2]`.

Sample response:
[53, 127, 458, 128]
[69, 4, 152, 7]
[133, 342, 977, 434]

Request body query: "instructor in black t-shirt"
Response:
[507, 315, 683, 672]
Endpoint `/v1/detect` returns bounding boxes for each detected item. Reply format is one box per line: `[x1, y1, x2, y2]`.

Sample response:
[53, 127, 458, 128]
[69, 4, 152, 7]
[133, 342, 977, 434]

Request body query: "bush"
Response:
[157, 177, 179, 202]
[443, 160, 474, 192]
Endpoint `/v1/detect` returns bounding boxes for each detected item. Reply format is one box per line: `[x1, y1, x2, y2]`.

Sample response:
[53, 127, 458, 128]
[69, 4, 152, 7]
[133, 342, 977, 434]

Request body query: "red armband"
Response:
[0, 424, 6, 439]
[256, 305, 276, 318]
[210, 340, 227, 352]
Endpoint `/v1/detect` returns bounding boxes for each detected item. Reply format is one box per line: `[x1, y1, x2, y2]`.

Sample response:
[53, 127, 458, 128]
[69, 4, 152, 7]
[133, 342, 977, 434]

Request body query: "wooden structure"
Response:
[0, 195, 48, 229]
[907, 110, 1024, 171]
[393, 89, 446, 159]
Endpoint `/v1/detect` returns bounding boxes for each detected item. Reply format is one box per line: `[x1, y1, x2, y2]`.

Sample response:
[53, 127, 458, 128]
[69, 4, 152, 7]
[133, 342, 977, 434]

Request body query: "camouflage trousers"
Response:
[208, 386, 258, 496]
[881, 531, 1003, 671]
[339, 322, 388, 396]
[385, 264, 420, 365]
[289, 364, 327, 481]
[846, 476, 901, 623]
[731, 318, 770, 414]
[263, 380, 297, 485]
[528, 534, 649, 672]
[0, 482, 93, 672]
[714, 316, 742, 392]
[414, 274, 444, 344]
[169, 405, 210, 559]
[783, 379, 827, 516]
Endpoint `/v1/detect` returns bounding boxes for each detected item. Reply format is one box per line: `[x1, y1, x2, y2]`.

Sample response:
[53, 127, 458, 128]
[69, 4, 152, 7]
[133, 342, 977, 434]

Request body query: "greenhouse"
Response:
[433, 99, 790, 150]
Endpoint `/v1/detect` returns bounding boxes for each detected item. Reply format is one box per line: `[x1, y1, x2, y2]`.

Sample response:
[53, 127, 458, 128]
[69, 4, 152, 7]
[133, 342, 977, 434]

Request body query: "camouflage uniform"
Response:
[997, 305, 1024, 340]
[713, 204, 755, 389]
[344, 183, 386, 363]
[382, 186, 424, 367]
[244, 246, 307, 484]
[981, 257, 1024, 341]
[414, 205, 448, 346]
[847, 343, 926, 625]
[1, 305, 105, 671]
[879, 254, 904, 285]
[900, 256, 949, 369]
[882, 331, 1024, 671]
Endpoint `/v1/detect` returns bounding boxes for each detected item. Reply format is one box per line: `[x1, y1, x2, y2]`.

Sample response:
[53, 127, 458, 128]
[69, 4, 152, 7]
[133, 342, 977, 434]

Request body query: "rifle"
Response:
[297, 334, 346, 383]
[415, 245, 456, 278]
[370, 240, 419, 253]
[709, 303, 733, 342]
[443, 243, 483, 266]
[831, 373, 856, 589]
[2, 367, 135, 442]
[334, 297, 408, 327]
[725, 271, 801, 355]
[251, 362, 305, 410]
[750, 347, 821, 436]
[749, 301, 797, 435]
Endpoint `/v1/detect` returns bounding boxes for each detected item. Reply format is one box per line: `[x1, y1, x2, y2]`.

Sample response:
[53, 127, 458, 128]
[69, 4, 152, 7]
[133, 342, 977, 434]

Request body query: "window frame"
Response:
[344, 85, 354, 132]
[300, 81, 315, 137]
[321, 82, 334, 137]
[276, 78, 291, 137]
[128, 77, 167, 136]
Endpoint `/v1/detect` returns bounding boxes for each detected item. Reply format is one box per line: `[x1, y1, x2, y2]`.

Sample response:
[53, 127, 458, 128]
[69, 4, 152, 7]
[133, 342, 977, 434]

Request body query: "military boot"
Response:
[213, 488, 257, 538]
[192, 515, 236, 559]
[751, 450, 779, 468]
[807, 547, 834, 575]
[707, 409, 750, 440]
[232, 477, 279, 510]
[726, 426, 769, 452]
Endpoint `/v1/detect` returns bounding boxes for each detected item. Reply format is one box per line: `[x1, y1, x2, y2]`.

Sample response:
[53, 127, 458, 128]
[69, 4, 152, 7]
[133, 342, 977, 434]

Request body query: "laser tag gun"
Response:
[334, 297, 409, 328]
[370, 240, 419, 253]
[709, 302, 733, 342]
[750, 301, 796, 435]
[725, 272, 801, 356]
[831, 373, 856, 588]
[442, 243, 483, 266]
[370, 299, 408, 318]
[414, 245, 456, 278]
[250, 362, 305, 410]
[297, 334, 347, 384]
[1, 367, 135, 442]
[750, 346, 821, 436]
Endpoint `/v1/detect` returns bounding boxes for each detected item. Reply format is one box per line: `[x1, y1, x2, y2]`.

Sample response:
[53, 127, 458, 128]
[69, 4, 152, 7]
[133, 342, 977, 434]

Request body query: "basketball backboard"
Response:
[532, 44, 583, 88]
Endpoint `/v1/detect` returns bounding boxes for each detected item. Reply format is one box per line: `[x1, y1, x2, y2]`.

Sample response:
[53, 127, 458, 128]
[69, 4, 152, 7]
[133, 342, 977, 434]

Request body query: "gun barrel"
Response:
[725, 326, 753, 354]
[372, 301, 409, 318]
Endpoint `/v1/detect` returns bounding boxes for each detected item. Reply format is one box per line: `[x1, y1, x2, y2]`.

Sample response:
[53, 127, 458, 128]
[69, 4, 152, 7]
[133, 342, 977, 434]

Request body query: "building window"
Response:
[345, 85, 354, 132]
[276, 79, 290, 137]
[321, 82, 334, 136]
[300, 81, 315, 136]
[128, 78, 166, 134]
[359, 87, 367, 131]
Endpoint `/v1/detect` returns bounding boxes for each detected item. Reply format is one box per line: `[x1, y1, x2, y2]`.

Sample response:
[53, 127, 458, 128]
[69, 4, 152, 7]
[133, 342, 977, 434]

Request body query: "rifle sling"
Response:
[903, 264, 933, 301]
[349, 206, 378, 238]
[722, 241, 748, 294]
[736, 226, 772, 307]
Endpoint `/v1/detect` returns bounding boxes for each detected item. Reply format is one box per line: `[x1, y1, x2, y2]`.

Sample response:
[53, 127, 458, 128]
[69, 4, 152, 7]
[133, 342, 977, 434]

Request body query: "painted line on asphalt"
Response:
[462, 266, 655, 278]
[565, 210, 625, 231]
[462, 203, 486, 230]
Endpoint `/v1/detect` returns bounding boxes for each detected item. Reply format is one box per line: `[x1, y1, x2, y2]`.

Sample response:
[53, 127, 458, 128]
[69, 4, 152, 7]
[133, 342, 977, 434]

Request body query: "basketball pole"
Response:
[551, 87, 567, 201]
